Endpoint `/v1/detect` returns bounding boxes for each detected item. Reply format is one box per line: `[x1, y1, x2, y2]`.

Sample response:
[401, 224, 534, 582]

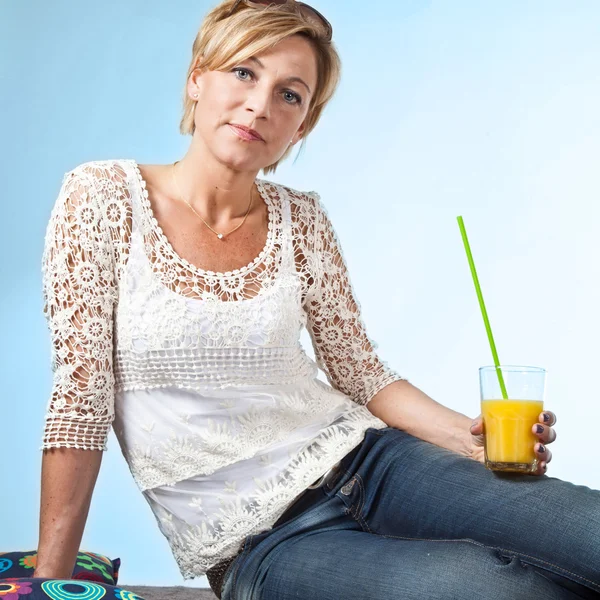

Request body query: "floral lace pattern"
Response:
[40, 158, 406, 576]
[41, 166, 118, 450]
[144, 411, 384, 578]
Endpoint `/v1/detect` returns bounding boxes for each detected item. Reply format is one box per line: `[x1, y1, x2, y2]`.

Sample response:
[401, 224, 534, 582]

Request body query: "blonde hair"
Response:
[178, 0, 341, 175]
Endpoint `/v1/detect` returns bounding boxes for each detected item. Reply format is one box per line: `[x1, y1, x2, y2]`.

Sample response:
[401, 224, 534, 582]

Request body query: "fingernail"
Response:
[536, 424, 544, 434]
[538, 444, 545, 453]
[543, 413, 550, 423]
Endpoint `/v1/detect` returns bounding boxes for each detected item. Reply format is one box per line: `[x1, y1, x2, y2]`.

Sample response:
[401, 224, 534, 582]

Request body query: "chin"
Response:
[213, 145, 269, 173]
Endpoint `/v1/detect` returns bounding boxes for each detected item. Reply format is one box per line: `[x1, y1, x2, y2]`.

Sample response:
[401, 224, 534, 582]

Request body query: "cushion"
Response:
[0, 578, 145, 599]
[0, 552, 120, 586]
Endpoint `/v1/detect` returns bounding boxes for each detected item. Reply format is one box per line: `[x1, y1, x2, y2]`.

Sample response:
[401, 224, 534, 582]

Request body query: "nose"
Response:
[244, 84, 272, 120]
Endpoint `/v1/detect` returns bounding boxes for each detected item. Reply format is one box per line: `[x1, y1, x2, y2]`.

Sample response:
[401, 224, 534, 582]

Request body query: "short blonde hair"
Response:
[178, 0, 341, 175]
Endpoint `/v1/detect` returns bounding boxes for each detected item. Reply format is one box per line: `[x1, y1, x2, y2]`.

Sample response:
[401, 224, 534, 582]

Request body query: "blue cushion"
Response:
[0, 578, 145, 599]
[0, 551, 120, 586]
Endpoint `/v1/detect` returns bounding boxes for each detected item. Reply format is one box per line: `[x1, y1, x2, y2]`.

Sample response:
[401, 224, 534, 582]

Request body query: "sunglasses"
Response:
[227, 0, 333, 42]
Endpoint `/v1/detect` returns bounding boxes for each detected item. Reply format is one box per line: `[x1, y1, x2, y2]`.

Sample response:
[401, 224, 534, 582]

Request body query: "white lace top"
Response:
[40, 158, 406, 578]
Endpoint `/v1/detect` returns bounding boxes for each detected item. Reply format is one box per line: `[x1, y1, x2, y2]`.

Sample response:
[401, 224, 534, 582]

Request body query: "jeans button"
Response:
[340, 479, 355, 495]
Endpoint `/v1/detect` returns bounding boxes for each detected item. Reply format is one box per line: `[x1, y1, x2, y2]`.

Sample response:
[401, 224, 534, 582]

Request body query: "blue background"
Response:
[2, 0, 599, 587]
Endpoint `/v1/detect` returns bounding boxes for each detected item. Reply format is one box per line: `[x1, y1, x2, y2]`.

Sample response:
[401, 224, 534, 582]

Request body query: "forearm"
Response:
[366, 379, 475, 457]
[34, 448, 102, 578]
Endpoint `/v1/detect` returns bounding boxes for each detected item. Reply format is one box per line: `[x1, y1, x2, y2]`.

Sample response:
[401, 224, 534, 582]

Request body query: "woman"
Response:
[35, 1, 599, 599]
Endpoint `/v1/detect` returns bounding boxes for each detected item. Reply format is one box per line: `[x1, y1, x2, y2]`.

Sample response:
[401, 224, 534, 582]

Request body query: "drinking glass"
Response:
[479, 365, 546, 473]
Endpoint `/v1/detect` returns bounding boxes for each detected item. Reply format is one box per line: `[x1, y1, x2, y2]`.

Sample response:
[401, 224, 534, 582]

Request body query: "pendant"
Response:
[217, 233, 224, 240]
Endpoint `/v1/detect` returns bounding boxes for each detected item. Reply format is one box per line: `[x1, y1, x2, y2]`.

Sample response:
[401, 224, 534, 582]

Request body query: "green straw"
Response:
[457, 216, 508, 400]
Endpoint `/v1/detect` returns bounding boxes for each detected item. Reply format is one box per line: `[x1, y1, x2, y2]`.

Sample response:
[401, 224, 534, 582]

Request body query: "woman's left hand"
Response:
[469, 411, 557, 475]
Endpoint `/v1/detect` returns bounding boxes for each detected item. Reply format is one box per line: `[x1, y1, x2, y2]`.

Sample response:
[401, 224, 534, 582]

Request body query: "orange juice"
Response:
[481, 399, 543, 466]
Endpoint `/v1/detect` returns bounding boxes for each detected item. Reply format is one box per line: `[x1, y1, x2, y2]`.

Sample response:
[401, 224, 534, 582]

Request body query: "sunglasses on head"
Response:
[227, 0, 333, 42]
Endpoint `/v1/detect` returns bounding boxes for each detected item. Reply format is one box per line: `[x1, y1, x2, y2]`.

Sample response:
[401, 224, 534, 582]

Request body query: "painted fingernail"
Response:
[543, 413, 550, 423]
[536, 425, 544, 434]
[538, 444, 545, 454]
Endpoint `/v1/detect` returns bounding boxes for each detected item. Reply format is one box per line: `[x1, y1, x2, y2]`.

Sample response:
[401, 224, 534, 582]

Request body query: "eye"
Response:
[232, 67, 253, 81]
[283, 90, 302, 105]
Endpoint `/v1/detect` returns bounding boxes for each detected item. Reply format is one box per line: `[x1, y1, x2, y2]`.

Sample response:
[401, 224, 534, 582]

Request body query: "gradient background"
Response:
[2, 0, 599, 588]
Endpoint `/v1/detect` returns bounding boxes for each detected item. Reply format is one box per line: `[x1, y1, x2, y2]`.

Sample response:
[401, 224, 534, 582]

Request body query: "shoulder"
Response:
[58, 158, 134, 215]
[51, 159, 134, 237]
[260, 177, 324, 222]
[62, 158, 132, 189]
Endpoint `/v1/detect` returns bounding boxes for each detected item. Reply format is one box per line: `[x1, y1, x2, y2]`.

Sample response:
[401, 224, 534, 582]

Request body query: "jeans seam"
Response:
[230, 535, 257, 598]
[231, 552, 243, 598]
[353, 474, 366, 519]
[362, 529, 600, 592]
[219, 560, 237, 599]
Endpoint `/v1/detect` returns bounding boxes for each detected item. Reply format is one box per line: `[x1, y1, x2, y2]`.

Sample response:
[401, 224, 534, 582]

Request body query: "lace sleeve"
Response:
[304, 192, 407, 405]
[40, 164, 118, 451]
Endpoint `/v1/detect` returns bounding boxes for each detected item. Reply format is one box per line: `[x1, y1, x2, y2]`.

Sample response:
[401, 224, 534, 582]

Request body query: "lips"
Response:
[228, 123, 264, 141]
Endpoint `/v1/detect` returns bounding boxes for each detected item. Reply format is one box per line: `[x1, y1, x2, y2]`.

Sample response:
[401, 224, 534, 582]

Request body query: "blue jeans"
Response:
[221, 427, 600, 600]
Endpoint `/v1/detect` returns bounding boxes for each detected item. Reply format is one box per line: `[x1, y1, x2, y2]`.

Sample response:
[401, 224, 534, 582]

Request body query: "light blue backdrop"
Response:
[2, 0, 599, 588]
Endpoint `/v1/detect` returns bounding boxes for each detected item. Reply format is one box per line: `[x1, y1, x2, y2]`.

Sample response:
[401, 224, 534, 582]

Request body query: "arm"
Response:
[303, 192, 478, 458]
[34, 166, 117, 577]
[304, 191, 406, 404]
[366, 379, 479, 459]
[35, 449, 103, 578]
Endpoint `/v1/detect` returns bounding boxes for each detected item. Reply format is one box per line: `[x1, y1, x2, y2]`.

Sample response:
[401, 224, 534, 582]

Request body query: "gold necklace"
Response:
[171, 160, 253, 240]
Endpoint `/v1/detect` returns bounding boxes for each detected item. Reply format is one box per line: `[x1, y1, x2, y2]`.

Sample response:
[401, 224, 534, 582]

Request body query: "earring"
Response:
[193, 93, 198, 98]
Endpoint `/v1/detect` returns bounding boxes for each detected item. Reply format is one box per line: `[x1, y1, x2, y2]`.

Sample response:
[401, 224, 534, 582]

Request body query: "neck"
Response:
[173, 137, 260, 224]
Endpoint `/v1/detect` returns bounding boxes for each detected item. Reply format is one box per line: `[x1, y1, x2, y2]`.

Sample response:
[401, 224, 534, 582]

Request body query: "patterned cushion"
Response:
[0, 578, 144, 599]
[0, 552, 120, 586]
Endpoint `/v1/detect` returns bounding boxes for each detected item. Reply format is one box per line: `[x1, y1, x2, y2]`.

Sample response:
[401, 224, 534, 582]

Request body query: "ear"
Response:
[291, 120, 308, 146]
[186, 57, 205, 100]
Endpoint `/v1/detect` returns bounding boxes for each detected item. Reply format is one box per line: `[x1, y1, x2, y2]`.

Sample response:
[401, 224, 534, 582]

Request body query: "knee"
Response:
[391, 543, 565, 600]
[460, 549, 550, 600]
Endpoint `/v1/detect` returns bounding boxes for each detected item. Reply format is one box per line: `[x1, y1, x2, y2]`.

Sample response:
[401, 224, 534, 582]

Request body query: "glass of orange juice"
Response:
[479, 366, 546, 473]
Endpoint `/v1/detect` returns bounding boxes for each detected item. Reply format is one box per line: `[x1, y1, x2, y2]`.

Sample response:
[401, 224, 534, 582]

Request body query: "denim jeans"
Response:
[219, 426, 600, 599]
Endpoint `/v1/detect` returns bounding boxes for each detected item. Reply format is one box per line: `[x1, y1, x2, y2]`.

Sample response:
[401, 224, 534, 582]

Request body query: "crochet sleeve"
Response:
[40, 164, 118, 451]
[304, 192, 407, 405]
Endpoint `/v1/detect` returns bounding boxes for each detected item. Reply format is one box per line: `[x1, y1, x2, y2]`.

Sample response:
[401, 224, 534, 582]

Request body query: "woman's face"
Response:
[188, 34, 318, 173]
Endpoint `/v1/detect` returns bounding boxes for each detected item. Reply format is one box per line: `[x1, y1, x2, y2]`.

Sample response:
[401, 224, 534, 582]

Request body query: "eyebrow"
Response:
[247, 56, 312, 94]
